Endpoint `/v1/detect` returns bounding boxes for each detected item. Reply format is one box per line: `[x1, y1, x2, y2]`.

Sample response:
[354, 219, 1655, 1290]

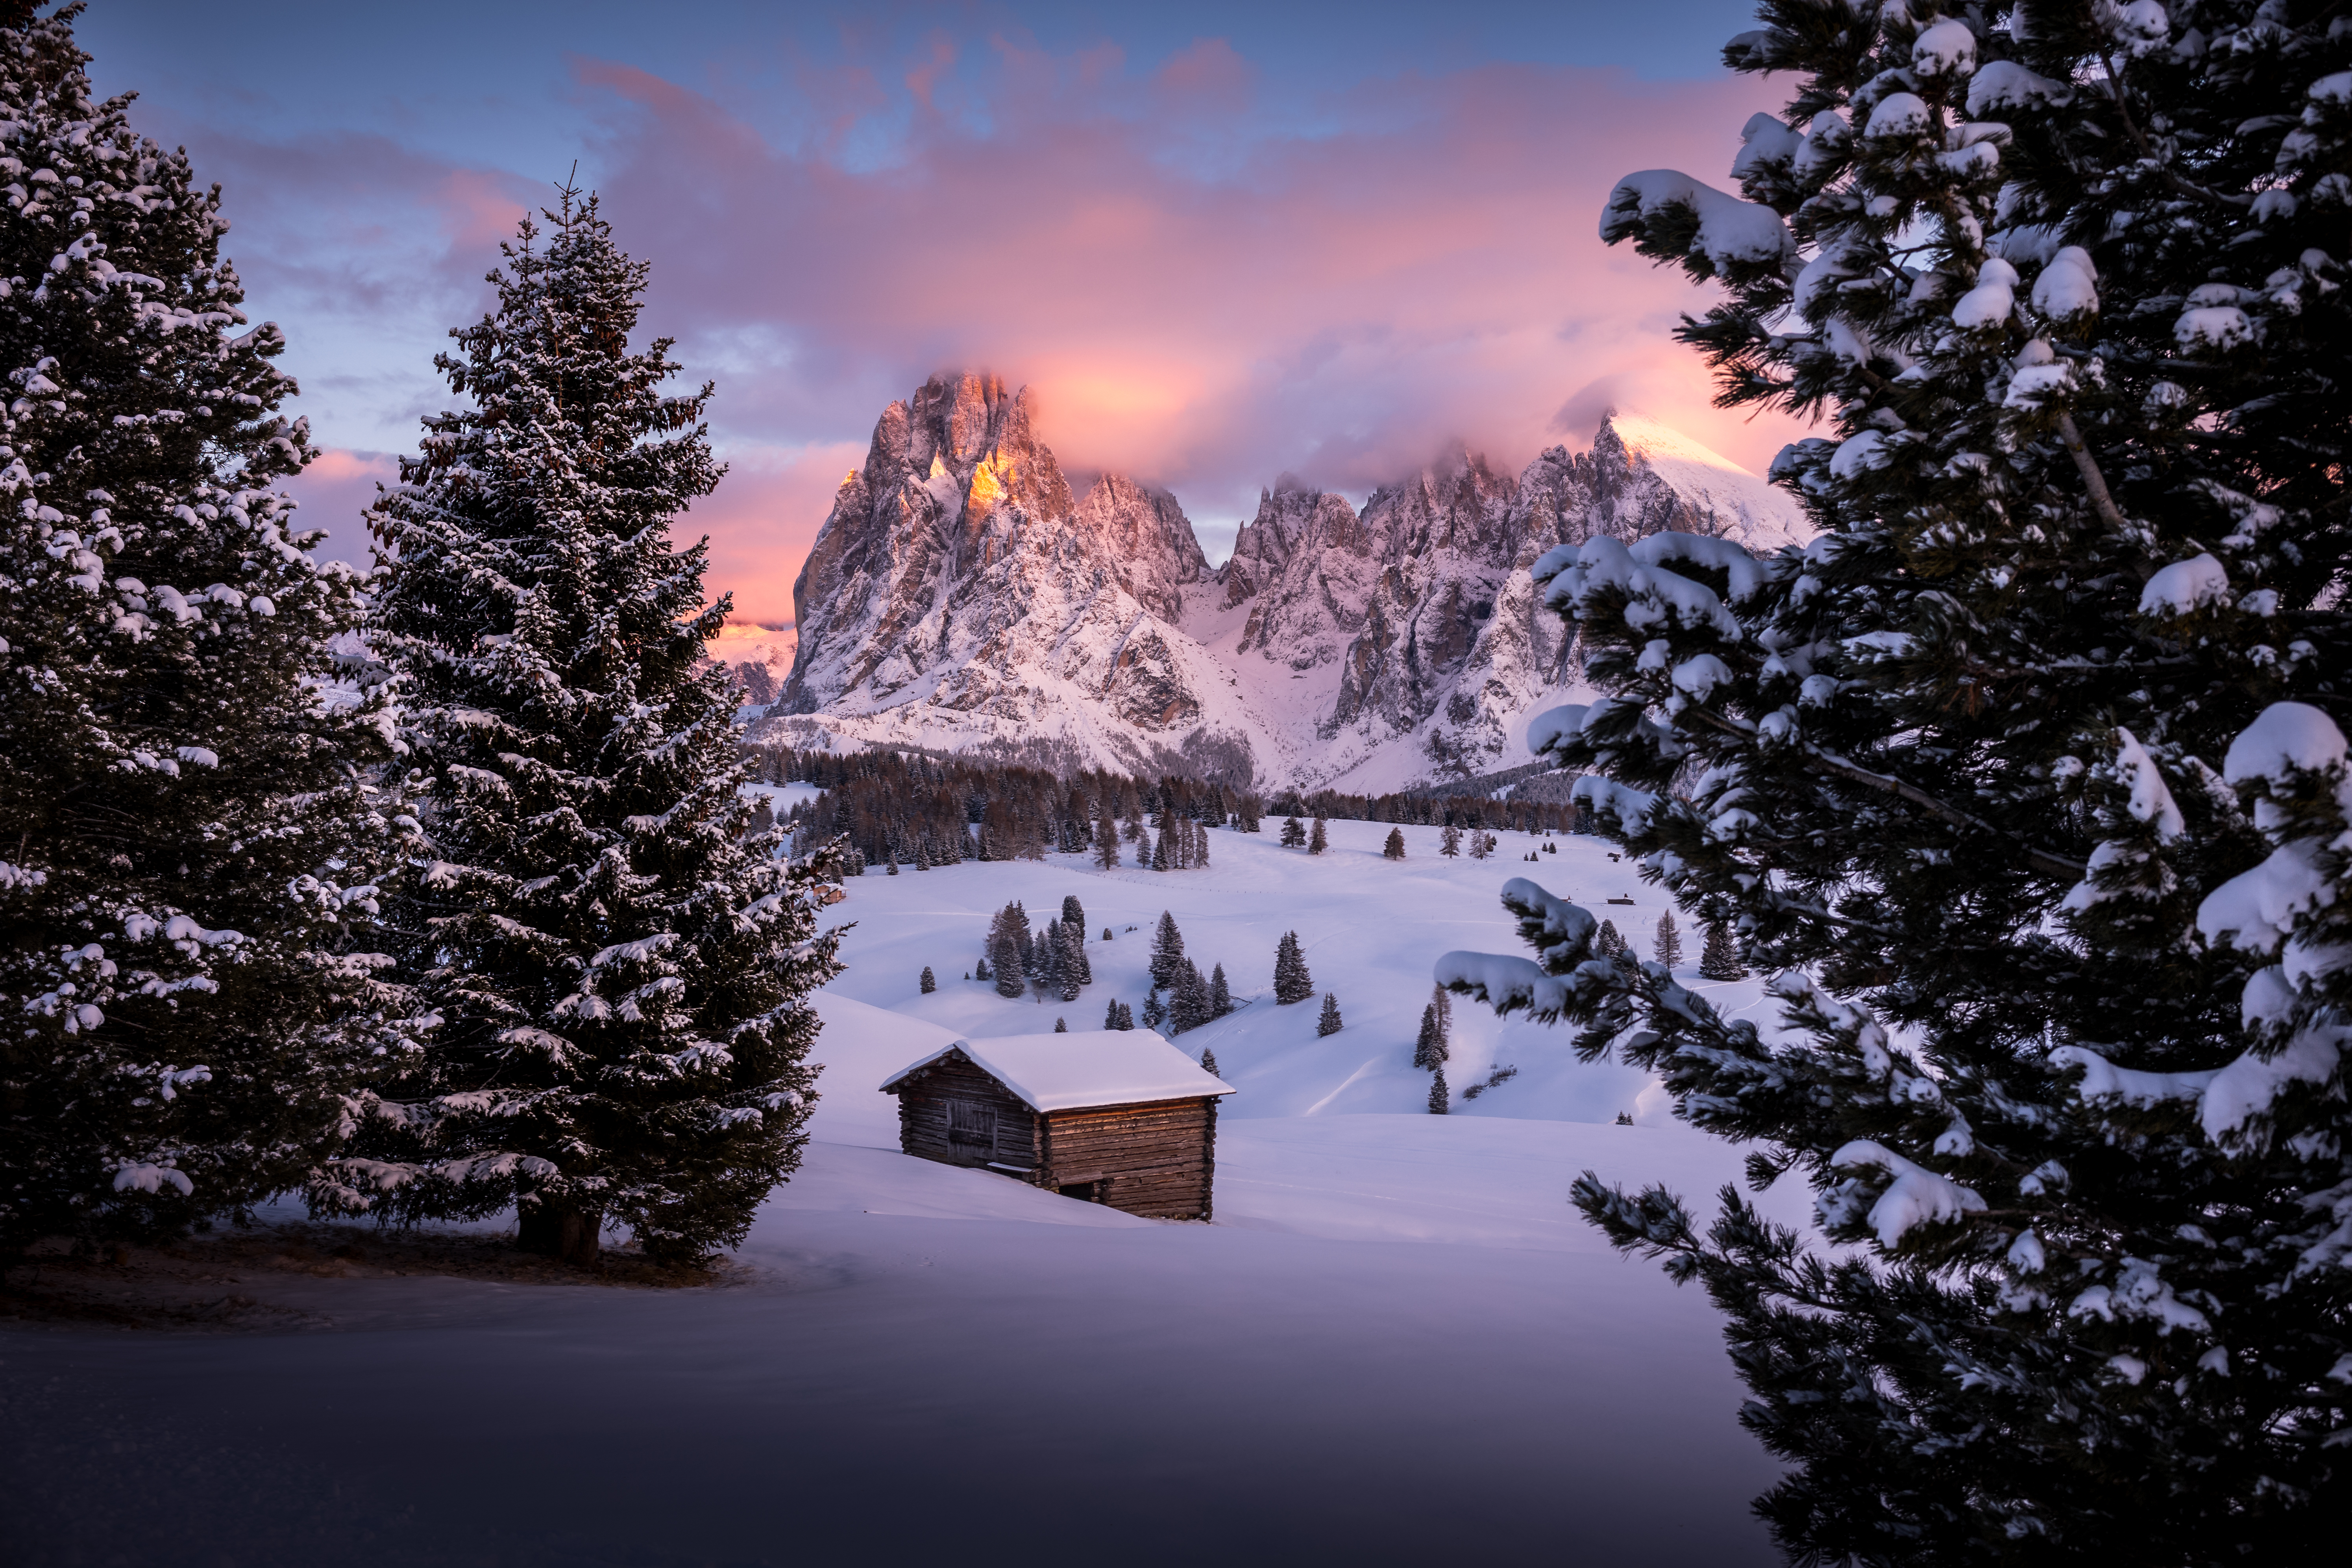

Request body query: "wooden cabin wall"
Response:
[1041, 1098, 1217, 1220]
[892, 1055, 1039, 1170]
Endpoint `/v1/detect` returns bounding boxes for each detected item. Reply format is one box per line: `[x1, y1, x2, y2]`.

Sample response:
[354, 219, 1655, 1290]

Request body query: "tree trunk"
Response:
[516, 1201, 601, 1267]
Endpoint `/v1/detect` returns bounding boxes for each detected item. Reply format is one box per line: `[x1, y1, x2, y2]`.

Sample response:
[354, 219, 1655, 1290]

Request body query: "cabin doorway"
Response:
[947, 1100, 997, 1161]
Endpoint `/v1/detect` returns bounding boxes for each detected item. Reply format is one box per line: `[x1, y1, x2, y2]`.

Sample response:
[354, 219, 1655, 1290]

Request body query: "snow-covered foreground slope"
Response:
[5, 826, 1811, 1567]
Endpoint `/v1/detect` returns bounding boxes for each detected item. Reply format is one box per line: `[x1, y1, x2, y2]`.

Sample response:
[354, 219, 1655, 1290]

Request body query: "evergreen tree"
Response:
[1052, 1017, 1067, 1034]
[1148, 910, 1187, 990]
[0, 3, 404, 1252]
[1170, 960, 1211, 1035]
[1193, 821, 1210, 869]
[1101, 927, 1113, 942]
[919, 966, 936, 995]
[988, 906, 1025, 999]
[1280, 813, 1306, 848]
[1442, 1, 2352, 1554]
[1697, 922, 1744, 982]
[1315, 992, 1342, 1037]
[1061, 895, 1086, 932]
[974, 954, 991, 982]
[1150, 827, 1170, 872]
[1308, 816, 1328, 855]
[1427, 1067, 1448, 1116]
[1413, 1004, 1444, 1071]
[1093, 799, 1121, 869]
[1054, 925, 1082, 1004]
[1104, 997, 1131, 1031]
[1440, 823, 1463, 858]
[1382, 827, 1406, 860]
[1272, 930, 1313, 1004]
[1012, 902, 1034, 975]
[1141, 986, 1164, 1030]
[1594, 919, 1623, 959]
[364, 189, 844, 1265]
[1651, 911, 1681, 970]
[1208, 962, 1232, 1019]
[1200, 1048, 1219, 1077]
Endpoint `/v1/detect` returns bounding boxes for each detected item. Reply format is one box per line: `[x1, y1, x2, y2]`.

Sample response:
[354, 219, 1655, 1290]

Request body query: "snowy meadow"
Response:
[6, 821, 1808, 1566]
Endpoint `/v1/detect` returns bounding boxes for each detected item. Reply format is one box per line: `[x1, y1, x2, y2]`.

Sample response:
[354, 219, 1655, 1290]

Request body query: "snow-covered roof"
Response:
[880, 1031, 1235, 1113]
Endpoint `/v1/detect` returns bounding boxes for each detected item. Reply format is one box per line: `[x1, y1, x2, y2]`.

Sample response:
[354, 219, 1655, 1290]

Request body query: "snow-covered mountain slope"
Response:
[761, 375, 1809, 788]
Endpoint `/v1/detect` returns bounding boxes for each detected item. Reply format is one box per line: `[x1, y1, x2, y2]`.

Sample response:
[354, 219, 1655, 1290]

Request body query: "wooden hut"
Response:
[880, 1031, 1235, 1219]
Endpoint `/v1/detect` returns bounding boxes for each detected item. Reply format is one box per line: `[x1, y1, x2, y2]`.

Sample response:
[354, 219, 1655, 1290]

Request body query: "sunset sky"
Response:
[81, 0, 1811, 627]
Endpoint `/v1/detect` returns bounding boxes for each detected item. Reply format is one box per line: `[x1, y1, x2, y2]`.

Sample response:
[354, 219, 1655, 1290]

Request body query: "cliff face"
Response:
[767, 377, 1807, 789]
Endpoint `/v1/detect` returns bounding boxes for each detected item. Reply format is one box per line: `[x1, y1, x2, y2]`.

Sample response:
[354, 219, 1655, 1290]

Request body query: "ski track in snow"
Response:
[3, 822, 1803, 1567]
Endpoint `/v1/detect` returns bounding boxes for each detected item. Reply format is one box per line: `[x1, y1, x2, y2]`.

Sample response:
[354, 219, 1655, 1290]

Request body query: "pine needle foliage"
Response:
[0, 4, 404, 1252]
[363, 190, 843, 1265]
[1316, 992, 1342, 1037]
[1442, 0, 2352, 1555]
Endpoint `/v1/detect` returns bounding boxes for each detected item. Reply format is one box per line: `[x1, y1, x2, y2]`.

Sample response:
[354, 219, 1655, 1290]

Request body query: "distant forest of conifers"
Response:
[744, 745, 1582, 873]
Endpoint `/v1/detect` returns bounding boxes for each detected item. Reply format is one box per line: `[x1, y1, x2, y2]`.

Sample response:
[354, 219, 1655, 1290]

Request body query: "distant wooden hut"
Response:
[880, 1031, 1235, 1219]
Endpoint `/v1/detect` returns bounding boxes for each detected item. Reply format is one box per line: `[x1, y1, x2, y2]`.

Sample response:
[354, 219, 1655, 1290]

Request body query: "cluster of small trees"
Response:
[980, 896, 1094, 1003]
[1140, 912, 1232, 1034]
[1278, 813, 1328, 853]
[0, 9, 840, 1268]
[1439, 825, 1500, 860]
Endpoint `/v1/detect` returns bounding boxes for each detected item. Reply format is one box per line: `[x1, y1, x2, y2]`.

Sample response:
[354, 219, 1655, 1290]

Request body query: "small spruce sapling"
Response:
[1427, 1068, 1448, 1116]
[1308, 817, 1328, 855]
[1053, 1018, 1067, 1034]
[1382, 828, 1406, 860]
[1316, 993, 1342, 1037]
[920, 967, 936, 995]
[1148, 911, 1187, 990]
[1209, 962, 1233, 1018]
[1200, 1048, 1219, 1078]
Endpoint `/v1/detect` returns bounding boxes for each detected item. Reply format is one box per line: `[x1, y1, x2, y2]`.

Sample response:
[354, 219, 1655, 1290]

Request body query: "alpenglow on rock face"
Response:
[766, 374, 1808, 791]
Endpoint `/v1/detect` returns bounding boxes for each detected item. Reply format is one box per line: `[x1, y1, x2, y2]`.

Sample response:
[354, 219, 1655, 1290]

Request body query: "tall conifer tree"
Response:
[0, 2, 401, 1251]
[1273, 930, 1313, 1004]
[1442, 1, 2352, 1552]
[364, 190, 842, 1265]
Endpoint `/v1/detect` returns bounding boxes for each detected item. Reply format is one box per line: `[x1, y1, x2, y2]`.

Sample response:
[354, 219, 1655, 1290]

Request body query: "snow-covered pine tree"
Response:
[1148, 911, 1186, 990]
[1440, 0, 2352, 1554]
[0, 2, 408, 1253]
[365, 188, 843, 1265]
[1441, 823, 1463, 857]
[919, 966, 936, 995]
[1426, 1067, 1448, 1115]
[1272, 930, 1313, 1004]
[1193, 821, 1210, 869]
[1208, 962, 1232, 1018]
[1316, 992, 1342, 1037]
[1054, 926, 1082, 1004]
[1170, 960, 1210, 1035]
[1150, 828, 1170, 871]
[1061, 895, 1085, 932]
[1651, 911, 1682, 969]
[1382, 828, 1406, 860]
[1103, 997, 1124, 1030]
[1052, 1017, 1067, 1034]
[1308, 816, 1328, 855]
[988, 906, 1024, 999]
[1594, 919, 1623, 958]
[974, 954, 991, 983]
[1698, 922, 1744, 982]
[1468, 830, 1492, 861]
[1200, 1047, 1219, 1077]
[1141, 986, 1164, 1030]
[1281, 813, 1306, 848]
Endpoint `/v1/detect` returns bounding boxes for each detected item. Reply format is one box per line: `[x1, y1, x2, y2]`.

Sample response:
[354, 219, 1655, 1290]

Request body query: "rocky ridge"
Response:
[763, 373, 1808, 790]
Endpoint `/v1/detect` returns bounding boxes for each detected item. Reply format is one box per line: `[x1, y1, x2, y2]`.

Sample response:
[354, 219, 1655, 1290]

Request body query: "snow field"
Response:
[4, 814, 1810, 1566]
[821, 814, 1775, 1124]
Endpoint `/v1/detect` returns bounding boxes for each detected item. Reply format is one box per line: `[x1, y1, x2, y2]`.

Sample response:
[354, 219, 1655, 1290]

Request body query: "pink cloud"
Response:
[282, 448, 398, 567]
[569, 45, 1812, 621]
[692, 441, 869, 625]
